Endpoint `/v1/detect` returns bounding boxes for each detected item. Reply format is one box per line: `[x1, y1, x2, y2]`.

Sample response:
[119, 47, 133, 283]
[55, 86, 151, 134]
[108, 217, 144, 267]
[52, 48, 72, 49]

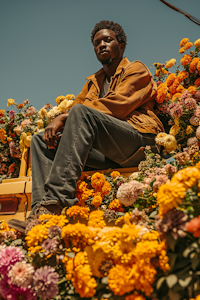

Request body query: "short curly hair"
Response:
[91, 20, 127, 48]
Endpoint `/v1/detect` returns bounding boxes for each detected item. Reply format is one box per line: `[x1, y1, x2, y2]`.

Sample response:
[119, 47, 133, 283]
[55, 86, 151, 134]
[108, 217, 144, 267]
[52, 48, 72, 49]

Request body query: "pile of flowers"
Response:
[154, 37, 200, 153]
[0, 95, 75, 181]
[1, 145, 200, 299]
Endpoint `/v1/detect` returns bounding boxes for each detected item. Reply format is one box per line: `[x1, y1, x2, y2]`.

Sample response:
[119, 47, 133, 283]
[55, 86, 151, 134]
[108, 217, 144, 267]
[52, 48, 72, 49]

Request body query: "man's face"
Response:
[93, 29, 124, 65]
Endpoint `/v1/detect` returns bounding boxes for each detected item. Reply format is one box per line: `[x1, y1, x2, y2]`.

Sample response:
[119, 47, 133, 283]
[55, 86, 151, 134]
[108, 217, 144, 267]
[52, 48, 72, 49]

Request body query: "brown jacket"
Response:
[71, 57, 164, 134]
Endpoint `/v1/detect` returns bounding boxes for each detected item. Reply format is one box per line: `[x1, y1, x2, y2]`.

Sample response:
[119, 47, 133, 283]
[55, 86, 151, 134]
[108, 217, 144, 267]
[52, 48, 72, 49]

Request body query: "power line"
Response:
[159, 0, 200, 26]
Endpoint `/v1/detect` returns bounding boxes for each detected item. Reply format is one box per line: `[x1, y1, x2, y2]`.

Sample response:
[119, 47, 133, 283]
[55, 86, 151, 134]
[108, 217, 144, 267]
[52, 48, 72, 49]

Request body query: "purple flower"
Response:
[48, 226, 62, 238]
[9, 110, 15, 119]
[155, 210, 188, 240]
[41, 238, 58, 255]
[33, 266, 59, 300]
[0, 246, 24, 275]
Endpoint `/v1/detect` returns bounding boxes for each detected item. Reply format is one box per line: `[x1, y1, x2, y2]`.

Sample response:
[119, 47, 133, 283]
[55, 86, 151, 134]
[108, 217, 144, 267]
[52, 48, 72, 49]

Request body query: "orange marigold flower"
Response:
[171, 166, 200, 189]
[0, 110, 5, 117]
[189, 58, 200, 73]
[0, 128, 7, 144]
[186, 216, 200, 238]
[18, 103, 24, 109]
[188, 86, 197, 95]
[197, 61, 200, 72]
[179, 47, 185, 54]
[101, 181, 112, 197]
[172, 93, 181, 102]
[91, 195, 102, 207]
[108, 198, 124, 212]
[155, 69, 160, 77]
[125, 294, 146, 300]
[156, 84, 168, 103]
[110, 171, 120, 178]
[184, 42, 193, 50]
[165, 58, 176, 69]
[180, 38, 189, 47]
[176, 85, 185, 93]
[195, 78, 200, 87]
[177, 70, 189, 81]
[180, 54, 192, 65]
[194, 38, 200, 48]
[165, 73, 176, 87]
[91, 172, 105, 189]
[88, 210, 106, 228]
[66, 205, 90, 219]
[8, 163, 15, 173]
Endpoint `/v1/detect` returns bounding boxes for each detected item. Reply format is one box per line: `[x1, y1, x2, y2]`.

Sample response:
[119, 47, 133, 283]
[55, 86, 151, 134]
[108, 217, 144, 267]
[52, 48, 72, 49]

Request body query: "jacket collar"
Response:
[86, 57, 131, 81]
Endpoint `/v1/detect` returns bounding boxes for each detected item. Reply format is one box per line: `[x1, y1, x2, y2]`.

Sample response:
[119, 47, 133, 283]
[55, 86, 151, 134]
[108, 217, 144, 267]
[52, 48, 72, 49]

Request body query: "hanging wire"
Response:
[159, 0, 200, 26]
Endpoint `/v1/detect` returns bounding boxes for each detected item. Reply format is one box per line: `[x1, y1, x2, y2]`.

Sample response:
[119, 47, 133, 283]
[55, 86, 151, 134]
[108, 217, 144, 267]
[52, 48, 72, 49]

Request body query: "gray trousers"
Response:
[30, 104, 156, 212]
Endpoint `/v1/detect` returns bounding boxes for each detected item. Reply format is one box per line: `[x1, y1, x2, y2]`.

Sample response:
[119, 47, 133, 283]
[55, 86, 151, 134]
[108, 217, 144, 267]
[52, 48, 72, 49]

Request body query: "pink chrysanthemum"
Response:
[168, 102, 184, 119]
[194, 106, 200, 118]
[25, 106, 37, 117]
[33, 266, 59, 300]
[194, 90, 200, 102]
[180, 90, 191, 101]
[0, 276, 36, 300]
[184, 97, 197, 110]
[9, 110, 15, 119]
[196, 126, 200, 139]
[9, 261, 34, 287]
[0, 246, 24, 275]
[116, 180, 143, 206]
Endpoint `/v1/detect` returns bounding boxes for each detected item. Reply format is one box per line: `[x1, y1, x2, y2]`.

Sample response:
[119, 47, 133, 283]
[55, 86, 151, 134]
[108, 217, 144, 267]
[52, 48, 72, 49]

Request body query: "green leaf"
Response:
[192, 255, 200, 271]
[178, 276, 192, 287]
[156, 276, 166, 289]
[168, 289, 181, 300]
[149, 210, 158, 219]
[10, 239, 23, 246]
[166, 232, 177, 251]
[67, 252, 75, 258]
[166, 275, 178, 288]
[168, 253, 177, 269]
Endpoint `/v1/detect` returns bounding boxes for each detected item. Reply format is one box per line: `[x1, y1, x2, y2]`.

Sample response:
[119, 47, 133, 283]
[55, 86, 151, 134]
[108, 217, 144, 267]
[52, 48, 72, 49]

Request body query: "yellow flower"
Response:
[66, 94, 75, 100]
[165, 58, 176, 69]
[125, 294, 146, 300]
[24, 134, 32, 147]
[58, 99, 74, 112]
[61, 223, 96, 250]
[184, 42, 193, 50]
[172, 93, 181, 101]
[25, 224, 48, 247]
[91, 172, 105, 189]
[188, 85, 197, 95]
[38, 107, 47, 118]
[0, 129, 7, 144]
[39, 214, 68, 228]
[62, 255, 74, 281]
[186, 125, 193, 135]
[157, 181, 186, 216]
[171, 166, 200, 189]
[180, 38, 189, 47]
[66, 205, 90, 219]
[194, 39, 200, 48]
[110, 171, 120, 178]
[55, 95, 65, 105]
[73, 263, 97, 298]
[163, 135, 177, 153]
[155, 132, 167, 146]
[179, 47, 185, 54]
[108, 198, 124, 212]
[88, 210, 106, 228]
[7, 98, 15, 106]
[91, 195, 102, 208]
[37, 119, 44, 128]
[169, 125, 180, 136]
[180, 54, 192, 65]
[101, 181, 111, 196]
[84, 246, 107, 278]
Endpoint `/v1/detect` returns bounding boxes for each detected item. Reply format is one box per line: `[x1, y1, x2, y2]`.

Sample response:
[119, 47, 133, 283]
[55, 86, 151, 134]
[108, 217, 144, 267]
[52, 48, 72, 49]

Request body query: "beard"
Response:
[100, 57, 113, 65]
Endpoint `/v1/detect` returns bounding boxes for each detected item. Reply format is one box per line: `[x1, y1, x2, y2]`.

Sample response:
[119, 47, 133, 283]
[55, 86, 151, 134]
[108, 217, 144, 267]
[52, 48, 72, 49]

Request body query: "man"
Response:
[8, 20, 164, 233]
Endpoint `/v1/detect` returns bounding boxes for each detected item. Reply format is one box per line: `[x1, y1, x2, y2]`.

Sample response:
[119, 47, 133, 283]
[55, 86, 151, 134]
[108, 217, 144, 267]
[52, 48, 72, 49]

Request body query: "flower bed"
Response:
[1, 37, 200, 300]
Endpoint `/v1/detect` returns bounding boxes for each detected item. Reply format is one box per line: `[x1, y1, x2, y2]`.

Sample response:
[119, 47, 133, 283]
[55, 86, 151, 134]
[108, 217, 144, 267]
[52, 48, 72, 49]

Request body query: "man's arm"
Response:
[83, 61, 157, 120]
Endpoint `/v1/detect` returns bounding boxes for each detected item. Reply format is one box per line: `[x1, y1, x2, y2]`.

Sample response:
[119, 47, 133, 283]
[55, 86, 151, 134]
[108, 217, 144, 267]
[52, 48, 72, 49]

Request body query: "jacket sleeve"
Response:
[67, 81, 89, 109]
[83, 61, 157, 120]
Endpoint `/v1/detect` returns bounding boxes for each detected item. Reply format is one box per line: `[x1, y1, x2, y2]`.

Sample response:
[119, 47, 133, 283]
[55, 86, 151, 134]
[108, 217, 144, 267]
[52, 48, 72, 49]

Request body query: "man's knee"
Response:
[69, 104, 88, 116]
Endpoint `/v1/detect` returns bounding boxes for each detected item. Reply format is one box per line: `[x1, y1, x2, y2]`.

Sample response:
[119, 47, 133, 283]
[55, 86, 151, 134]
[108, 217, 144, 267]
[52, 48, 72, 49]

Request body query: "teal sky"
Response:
[1, 0, 200, 111]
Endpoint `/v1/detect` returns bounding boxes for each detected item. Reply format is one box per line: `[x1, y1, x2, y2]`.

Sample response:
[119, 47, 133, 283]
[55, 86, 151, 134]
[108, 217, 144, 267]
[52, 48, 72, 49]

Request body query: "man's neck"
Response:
[102, 57, 123, 81]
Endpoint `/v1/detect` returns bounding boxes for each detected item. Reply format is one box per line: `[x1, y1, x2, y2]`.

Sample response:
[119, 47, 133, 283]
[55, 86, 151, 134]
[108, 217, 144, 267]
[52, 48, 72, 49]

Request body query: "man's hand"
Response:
[42, 113, 68, 148]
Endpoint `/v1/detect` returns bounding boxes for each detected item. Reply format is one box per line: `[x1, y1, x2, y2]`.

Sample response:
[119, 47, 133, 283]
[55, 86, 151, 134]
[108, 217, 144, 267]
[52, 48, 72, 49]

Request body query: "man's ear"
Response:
[120, 43, 125, 54]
